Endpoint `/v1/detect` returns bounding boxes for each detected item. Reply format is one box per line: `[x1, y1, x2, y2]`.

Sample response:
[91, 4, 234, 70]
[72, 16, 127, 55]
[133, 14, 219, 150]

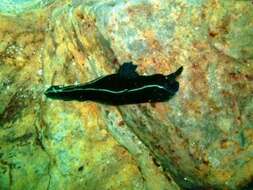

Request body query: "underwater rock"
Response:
[0, 1, 179, 190]
[0, 0, 253, 190]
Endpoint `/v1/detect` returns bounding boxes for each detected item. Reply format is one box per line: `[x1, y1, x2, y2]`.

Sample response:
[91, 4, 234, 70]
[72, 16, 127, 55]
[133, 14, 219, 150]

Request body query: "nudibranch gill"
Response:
[44, 62, 183, 105]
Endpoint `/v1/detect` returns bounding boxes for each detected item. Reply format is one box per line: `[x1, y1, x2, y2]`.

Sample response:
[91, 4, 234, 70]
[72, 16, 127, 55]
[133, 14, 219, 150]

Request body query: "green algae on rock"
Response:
[0, 0, 57, 15]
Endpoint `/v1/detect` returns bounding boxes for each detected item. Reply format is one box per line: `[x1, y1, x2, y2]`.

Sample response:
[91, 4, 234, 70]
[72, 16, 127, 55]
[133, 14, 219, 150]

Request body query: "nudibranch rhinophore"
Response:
[44, 62, 183, 105]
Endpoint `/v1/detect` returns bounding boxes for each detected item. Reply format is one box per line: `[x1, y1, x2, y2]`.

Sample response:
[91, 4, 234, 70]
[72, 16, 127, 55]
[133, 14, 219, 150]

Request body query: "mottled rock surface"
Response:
[0, 1, 179, 190]
[0, 0, 252, 190]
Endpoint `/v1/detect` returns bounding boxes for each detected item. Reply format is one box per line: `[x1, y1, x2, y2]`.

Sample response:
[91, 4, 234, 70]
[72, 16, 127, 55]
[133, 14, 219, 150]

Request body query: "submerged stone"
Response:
[0, 0, 252, 190]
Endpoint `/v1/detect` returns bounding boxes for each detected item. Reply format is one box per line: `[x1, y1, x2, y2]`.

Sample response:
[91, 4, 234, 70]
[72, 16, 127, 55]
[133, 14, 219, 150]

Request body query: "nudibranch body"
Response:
[44, 62, 183, 105]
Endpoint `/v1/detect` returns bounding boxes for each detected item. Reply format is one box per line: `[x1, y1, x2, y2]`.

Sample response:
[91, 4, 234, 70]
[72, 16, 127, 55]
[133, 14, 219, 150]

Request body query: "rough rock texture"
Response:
[0, 0, 253, 190]
[0, 1, 179, 190]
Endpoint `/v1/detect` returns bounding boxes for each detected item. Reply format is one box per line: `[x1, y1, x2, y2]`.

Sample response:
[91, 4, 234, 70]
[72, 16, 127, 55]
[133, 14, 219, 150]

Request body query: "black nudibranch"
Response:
[44, 62, 183, 105]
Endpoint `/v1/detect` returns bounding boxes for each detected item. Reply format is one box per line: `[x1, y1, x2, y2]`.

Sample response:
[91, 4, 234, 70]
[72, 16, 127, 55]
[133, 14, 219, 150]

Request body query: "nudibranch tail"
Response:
[165, 66, 183, 80]
[174, 66, 183, 77]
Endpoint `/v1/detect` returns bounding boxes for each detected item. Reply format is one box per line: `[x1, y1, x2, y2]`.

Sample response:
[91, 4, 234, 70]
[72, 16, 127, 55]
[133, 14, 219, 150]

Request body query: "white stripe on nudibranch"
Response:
[128, 84, 167, 93]
[58, 84, 167, 94]
[51, 76, 108, 93]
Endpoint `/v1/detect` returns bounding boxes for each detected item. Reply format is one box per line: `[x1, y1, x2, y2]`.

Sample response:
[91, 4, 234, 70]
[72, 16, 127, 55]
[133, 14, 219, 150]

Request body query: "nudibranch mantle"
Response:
[44, 62, 183, 105]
